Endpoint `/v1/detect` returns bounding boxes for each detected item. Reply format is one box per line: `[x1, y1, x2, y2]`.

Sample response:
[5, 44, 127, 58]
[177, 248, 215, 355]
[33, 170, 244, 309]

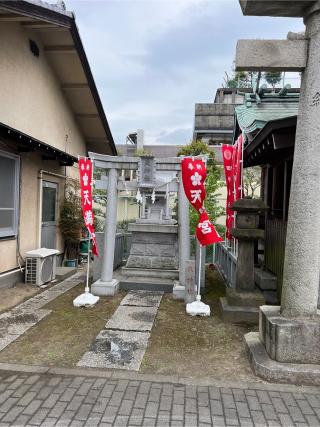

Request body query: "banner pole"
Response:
[197, 244, 202, 301]
[85, 157, 95, 294]
[73, 156, 99, 307]
[85, 231, 90, 294]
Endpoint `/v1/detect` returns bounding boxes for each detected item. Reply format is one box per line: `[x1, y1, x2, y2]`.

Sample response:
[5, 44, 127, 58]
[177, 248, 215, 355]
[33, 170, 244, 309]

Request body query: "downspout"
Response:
[38, 169, 68, 247]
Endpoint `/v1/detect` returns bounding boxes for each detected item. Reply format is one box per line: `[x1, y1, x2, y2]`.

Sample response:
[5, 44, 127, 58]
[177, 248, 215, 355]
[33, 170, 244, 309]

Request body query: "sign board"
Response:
[138, 156, 156, 188]
[185, 260, 196, 303]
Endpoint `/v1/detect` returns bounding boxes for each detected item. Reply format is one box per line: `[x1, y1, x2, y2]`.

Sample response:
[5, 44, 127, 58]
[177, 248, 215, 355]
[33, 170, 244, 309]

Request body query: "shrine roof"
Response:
[235, 90, 299, 139]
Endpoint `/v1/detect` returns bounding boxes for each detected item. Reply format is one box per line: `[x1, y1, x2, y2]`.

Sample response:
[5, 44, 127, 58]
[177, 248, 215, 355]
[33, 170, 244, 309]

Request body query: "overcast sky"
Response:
[68, 0, 304, 146]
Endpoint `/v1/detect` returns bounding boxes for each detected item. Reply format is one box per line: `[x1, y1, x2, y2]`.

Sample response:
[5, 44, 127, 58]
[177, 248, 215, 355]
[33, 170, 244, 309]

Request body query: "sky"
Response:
[67, 0, 304, 146]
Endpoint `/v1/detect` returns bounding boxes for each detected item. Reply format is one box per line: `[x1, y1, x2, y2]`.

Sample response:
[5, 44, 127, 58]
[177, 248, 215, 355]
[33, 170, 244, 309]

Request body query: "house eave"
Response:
[0, 0, 117, 156]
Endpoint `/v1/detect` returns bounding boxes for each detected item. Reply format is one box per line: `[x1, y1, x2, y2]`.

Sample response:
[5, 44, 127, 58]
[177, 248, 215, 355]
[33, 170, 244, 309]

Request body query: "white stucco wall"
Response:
[0, 23, 86, 157]
[0, 150, 69, 273]
[0, 23, 89, 276]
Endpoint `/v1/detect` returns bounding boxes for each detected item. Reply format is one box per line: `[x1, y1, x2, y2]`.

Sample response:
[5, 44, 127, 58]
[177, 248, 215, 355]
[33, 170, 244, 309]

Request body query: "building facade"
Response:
[0, 0, 116, 285]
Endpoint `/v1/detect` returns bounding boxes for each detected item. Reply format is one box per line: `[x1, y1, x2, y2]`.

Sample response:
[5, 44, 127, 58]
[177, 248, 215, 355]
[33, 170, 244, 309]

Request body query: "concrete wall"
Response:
[194, 104, 236, 132]
[0, 23, 86, 157]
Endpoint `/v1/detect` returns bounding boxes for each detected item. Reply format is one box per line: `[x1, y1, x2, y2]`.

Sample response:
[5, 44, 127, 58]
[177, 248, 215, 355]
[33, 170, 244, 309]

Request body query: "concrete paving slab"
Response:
[120, 290, 163, 308]
[0, 334, 20, 351]
[106, 305, 158, 332]
[0, 309, 51, 349]
[0, 272, 81, 355]
[77, 329, 150, 371]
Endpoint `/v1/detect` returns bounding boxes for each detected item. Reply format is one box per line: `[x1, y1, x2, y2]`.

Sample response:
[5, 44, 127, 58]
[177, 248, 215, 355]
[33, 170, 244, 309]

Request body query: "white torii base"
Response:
[73, 292, 99, 308]
[186, 295, 210, 317]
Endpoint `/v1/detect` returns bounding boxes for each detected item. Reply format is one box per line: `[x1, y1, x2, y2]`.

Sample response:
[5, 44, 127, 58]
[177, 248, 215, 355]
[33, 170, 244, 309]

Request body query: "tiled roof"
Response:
[24, 0, 73, 17]
[235, 92, 299, 137]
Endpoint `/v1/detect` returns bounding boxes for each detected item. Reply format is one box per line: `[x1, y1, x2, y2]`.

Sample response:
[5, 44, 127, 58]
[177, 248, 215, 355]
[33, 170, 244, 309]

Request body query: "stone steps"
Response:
[119, 278, 174, 293]
[254, 268, 277, 290]
[121, 267, 179, 280]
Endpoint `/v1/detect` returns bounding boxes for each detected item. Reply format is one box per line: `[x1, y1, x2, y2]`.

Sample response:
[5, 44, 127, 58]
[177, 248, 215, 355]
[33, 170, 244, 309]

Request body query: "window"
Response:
[0, 151, 20, 238]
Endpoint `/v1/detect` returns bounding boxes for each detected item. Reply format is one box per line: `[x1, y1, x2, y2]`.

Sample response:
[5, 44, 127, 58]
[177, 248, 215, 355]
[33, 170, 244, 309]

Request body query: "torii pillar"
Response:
[236, 0, 320, 384]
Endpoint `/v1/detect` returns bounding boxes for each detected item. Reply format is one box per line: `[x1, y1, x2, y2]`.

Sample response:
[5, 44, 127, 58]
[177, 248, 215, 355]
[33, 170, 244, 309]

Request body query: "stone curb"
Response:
[0, 362, 320, 393]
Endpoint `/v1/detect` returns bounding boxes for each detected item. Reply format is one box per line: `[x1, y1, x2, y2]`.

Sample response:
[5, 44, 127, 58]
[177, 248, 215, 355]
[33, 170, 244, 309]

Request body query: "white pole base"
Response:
[73, 292, 100, 308]
[186, 300, 211, 316]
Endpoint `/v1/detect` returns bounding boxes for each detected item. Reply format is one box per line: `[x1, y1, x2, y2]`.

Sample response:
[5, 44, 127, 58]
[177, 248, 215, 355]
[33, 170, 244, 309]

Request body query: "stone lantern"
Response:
[220, 197, 268, 323]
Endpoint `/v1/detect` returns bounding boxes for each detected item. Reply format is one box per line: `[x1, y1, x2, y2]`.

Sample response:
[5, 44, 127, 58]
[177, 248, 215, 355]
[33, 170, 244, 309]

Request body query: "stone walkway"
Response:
[0, 273, 82, 352]
[78, 291, 163, 371]
[0, 367, 319, 426]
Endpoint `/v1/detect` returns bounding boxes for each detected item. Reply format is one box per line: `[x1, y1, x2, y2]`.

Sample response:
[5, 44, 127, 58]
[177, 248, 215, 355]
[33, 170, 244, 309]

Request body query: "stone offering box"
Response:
[125, 223, 178, 271]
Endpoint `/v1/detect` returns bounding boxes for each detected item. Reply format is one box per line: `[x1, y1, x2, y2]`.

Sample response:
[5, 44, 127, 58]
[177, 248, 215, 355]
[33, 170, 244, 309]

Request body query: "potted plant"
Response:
[59, 178, 83, 267]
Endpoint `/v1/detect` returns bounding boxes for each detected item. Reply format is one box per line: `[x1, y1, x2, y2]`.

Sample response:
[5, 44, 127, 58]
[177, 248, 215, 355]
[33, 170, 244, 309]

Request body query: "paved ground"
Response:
[0, 367, 320, 426]
[78, 291, 163, 371]
[0, 273, 82, 353]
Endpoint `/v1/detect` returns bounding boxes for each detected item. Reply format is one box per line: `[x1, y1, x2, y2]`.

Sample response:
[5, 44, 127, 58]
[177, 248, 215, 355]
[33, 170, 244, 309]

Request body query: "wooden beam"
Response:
[17, 146, 35, 153]
[44, 45, 76, 53]
[235, 39, 308, 72]
[42, 155, 57, 161]
[0, 13, 34, 22]
[21, 22, 67, 30]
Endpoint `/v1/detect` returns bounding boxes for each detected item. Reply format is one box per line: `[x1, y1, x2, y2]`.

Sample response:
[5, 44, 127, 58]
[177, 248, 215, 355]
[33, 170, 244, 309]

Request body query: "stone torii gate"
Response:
[236, 0, 320, 383]
[88, 153, 191, 299]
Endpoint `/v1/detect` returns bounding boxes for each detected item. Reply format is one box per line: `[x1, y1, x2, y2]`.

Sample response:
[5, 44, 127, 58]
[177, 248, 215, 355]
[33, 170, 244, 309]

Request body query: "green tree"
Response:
[177, 140, 224, 235]
[59, 178, 83, 260]
[243, 166, 261, 198]
[225, 70, 258, 89]
[263, 71, 283, 89]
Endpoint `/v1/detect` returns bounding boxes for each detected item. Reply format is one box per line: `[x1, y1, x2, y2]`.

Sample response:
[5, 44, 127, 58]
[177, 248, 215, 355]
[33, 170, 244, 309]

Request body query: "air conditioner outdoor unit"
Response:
[25, 248, 60, 287]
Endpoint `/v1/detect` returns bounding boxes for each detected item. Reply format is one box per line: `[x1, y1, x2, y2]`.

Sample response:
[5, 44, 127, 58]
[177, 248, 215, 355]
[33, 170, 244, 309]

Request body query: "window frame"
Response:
[0, 150, 20, 239]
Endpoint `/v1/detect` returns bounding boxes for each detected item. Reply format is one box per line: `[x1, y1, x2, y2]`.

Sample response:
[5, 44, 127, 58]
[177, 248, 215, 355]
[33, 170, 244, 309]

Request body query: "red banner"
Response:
[79, 157, 99, 256]
[222, 134, 243, 240]
[181, 157, 222, 246]
[222, 144, 235, 240]
[234, 135, 243, 201]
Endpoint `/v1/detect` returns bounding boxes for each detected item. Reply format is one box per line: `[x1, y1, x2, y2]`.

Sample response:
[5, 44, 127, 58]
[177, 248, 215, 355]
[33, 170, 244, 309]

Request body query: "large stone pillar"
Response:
[281, 8, 320, 318]
[92, 167, 119, 296]
[173, 171, 191, 300]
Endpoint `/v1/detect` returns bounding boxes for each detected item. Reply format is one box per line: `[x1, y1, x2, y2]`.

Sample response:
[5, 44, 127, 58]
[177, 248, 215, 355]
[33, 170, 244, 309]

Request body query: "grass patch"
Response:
[141, 267, 258, 381]
[0, 284, 124, 368]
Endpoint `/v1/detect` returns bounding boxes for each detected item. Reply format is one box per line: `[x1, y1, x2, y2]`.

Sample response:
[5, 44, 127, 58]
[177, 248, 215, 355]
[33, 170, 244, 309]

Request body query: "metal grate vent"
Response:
[25, 258, 38, 284]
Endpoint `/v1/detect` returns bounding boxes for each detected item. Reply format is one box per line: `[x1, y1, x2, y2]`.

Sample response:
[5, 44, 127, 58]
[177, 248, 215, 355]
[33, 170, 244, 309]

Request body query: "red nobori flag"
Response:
[79, 157, 99, 256]
[181, 157, 206, 212]
[181, 157, 222, 246]
[196, 212, 223, 246]
[222, 135, 243, 240]
[222, 144, 235, 240]
[234, 134, 243, 201]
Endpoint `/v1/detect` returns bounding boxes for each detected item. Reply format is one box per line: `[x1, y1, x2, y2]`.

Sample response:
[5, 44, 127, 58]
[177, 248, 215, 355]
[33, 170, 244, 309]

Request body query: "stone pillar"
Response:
[141, 194, 146, 219]
[173, 171, 191, 300]
[281, 8, 320, 318]
[165, 184, 170, 220]
[91, 167, 119, 296]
